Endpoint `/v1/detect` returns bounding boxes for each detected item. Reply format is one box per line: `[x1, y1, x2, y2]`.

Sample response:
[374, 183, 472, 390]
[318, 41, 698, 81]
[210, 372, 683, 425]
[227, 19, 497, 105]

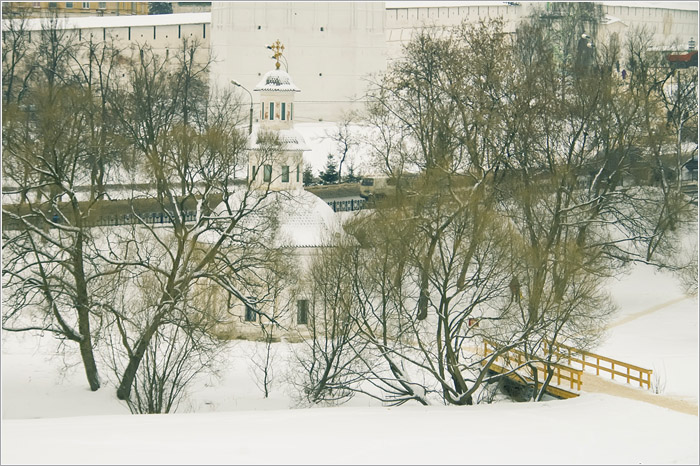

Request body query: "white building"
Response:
[210, 60, 343, 341]
[248, 58, 307, 192]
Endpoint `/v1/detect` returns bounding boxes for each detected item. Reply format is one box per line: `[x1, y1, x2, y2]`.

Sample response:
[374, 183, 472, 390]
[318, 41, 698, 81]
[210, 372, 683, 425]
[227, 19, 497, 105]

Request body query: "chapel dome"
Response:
[275, 190, 339, 248]
[254, 69, 301, 92]
[205, 189, 341, 249]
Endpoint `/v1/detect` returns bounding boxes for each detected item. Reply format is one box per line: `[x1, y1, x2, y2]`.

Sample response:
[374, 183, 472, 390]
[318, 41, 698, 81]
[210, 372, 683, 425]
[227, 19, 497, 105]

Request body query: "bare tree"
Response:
[289, 241, 366, 406]
[248, 258, 294, 398]
[325, 111, 359, 183]
[2, 20, 120, 391]
[102, 256, 226, 414]
[357, 16, 692, 404]
[103, 40, 285, 404]
[2, 10, 36, 108]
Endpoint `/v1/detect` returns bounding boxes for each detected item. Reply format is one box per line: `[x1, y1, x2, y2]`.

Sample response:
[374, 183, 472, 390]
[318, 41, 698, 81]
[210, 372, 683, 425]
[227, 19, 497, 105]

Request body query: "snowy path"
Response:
[606, 295, 695, 329]
[579, 292, 699, 415]
[581, 373, 698, 416]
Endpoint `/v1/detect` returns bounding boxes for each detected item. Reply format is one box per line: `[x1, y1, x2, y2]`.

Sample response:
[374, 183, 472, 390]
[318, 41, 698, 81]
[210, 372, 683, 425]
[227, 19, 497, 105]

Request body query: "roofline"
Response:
[2, 12, 211, 32]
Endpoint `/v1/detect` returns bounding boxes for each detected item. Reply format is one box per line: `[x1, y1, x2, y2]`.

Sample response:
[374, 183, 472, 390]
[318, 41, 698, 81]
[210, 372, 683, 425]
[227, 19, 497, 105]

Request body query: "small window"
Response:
[281, 102, 286, 121]
[65, 2, 74, 7]
[32, 2, 40, 7]
[297, 300, 309, 325]
[296, 165, 300, 183]
[261, 102, 264, 119]
[290, 102, 293, 120]
[245, 305, 257, 322]
[82, 2, 90, 8]
[282, 165, 289, 182]
[269, 102, 274, 121]
[98, 1, 106, 9]
[263, 165, 272, 182]
[48, 2, 58, 8]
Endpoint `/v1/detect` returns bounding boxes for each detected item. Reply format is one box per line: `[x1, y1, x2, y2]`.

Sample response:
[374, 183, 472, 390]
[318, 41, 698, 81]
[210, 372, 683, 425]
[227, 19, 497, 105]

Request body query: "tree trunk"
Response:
[73, 227, 101, 391]
[116, 315, 162, 400]
[78, 326, 101, 391]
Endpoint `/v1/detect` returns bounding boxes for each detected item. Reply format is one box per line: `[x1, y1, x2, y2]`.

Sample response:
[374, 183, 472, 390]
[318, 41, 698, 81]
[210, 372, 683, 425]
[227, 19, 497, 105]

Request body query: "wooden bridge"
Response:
[482, 339, 654, 399]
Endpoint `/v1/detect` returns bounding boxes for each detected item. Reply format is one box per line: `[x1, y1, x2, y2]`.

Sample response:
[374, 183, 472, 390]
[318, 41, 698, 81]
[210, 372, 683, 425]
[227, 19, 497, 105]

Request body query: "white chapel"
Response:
[211, 42, 343, 339]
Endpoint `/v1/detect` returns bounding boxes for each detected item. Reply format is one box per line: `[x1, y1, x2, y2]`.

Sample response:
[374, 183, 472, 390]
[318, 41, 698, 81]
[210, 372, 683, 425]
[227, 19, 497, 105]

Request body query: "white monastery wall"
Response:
[14, 13, 210, 62]
[384, 3, 698, 61]
[7, 3, 696, 121]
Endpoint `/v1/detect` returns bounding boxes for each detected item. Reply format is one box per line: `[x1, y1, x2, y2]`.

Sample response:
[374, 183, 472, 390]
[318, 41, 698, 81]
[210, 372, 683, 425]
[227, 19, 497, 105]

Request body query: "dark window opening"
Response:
[245, 305, 256, 322]
[282, 165, 289, 182]
[297, 300, 309, 325]
[281, 102, 286, 120]
[269, 102, 274, 121]
[263, 165, 272, 182]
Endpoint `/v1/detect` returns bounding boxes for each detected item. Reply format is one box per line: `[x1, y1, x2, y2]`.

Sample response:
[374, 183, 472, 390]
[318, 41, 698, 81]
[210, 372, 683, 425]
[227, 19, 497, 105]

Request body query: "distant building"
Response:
[2, 2, 149, 17]
[682, 154, 698, 182]
[172, 2, 211, 14]
[306, 184, 367, 212]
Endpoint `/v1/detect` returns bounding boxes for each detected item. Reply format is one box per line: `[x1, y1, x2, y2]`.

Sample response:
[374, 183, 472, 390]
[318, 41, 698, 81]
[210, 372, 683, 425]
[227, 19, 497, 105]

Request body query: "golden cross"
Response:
[270, 39, 285, 70]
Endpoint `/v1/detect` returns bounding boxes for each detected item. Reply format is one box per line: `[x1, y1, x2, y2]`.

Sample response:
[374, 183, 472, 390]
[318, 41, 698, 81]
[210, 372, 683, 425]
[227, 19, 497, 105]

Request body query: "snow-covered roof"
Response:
[205, 189, 341, 249]
[2, 12, 211, 32]
[254, 70, 301, 93]
[602, 14, 628, 26]
[248, 127, 309, 152]
[275, 190, 341, 248]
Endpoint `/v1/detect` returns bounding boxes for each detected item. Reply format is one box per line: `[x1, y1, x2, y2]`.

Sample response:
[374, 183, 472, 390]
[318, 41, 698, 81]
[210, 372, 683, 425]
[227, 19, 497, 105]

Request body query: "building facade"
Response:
[2, 2, 149, 17]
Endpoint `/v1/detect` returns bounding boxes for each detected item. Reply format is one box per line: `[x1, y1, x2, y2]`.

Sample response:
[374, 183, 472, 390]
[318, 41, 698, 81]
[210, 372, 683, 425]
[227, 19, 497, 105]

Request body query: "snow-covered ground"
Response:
[2, 250, 698, 464]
